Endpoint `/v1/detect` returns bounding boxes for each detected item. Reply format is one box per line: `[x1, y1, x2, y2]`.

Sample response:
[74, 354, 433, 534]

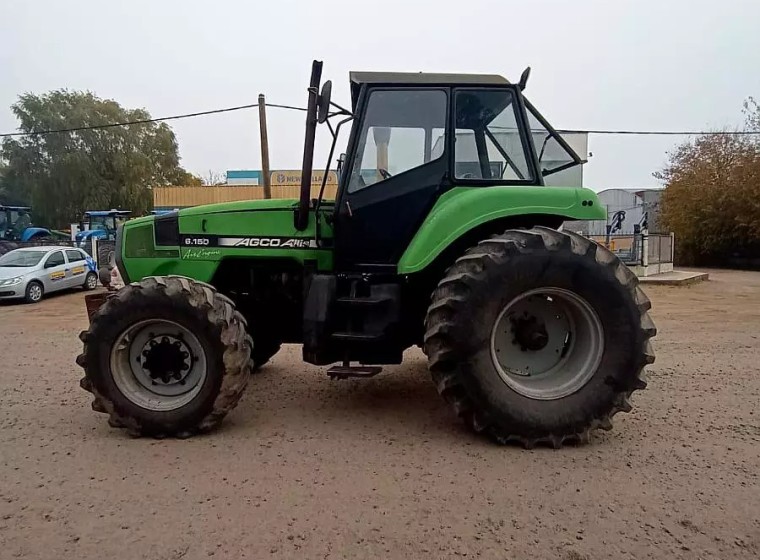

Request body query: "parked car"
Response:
[0, 246, 98, 303]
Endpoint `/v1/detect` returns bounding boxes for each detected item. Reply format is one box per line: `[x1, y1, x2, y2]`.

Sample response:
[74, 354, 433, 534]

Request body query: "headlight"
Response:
[0, 277, 23, 286]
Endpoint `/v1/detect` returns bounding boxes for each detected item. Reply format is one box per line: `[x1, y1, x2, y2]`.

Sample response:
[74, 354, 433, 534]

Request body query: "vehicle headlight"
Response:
[0, 276, 23, 286]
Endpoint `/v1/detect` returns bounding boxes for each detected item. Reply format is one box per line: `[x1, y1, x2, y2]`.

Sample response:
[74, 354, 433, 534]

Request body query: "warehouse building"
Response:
[570, 188, 664, 236]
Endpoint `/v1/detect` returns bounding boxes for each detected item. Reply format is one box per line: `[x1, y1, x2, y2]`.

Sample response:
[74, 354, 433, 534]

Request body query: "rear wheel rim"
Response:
[110, 319, 208, 411]
[28, 284, 42, 301]
[490, 287, 604, 400]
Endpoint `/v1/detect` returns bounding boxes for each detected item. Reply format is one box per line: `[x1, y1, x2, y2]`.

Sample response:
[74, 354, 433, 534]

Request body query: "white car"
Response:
[0, 246, 98, 303]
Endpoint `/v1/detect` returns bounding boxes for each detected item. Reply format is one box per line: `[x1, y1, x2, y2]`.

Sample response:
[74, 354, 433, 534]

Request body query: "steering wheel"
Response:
[378, 168, 393, 180]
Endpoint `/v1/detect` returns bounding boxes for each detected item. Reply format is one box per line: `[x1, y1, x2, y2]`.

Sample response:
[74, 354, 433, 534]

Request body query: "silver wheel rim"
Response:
[28, 284, 42, 301]
[490, 287, 604, 400]
[86, 274, 98, 289]
[110, 319, 208, 411]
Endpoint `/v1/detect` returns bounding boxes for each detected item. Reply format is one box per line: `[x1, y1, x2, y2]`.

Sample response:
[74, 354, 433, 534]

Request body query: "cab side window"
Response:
[348, 89, 447, 193]
[453, 89, 534, 182]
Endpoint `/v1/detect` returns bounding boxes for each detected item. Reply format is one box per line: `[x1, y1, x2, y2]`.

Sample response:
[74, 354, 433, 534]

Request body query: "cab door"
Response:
[333, 88, 449, 269]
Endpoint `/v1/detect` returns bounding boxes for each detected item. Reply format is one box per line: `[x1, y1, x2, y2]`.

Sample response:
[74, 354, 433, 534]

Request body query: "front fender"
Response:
[20, 227, 52, 242]
[397, 186, 606, 274]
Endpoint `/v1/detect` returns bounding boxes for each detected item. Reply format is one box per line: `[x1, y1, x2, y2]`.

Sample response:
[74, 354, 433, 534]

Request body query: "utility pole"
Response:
[258, 94, 272, 199]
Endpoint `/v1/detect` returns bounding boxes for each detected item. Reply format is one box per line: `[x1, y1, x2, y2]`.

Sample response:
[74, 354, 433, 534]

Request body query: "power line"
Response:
[0, 99, 758, 138]
[558, 129, 760, 136]
[0, 101, 307, 139]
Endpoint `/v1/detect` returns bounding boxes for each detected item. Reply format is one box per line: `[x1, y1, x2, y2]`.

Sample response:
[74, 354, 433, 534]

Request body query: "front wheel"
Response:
[25, 281, 44, 303]
[424, 227, 656, 448]
[77, 276, 252, 437]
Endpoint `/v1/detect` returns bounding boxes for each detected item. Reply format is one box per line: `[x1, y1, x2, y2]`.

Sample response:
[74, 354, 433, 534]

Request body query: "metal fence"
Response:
[647, 234, 673, 265]
[589, 234, 644, 265]
[587, 233, 674, 267]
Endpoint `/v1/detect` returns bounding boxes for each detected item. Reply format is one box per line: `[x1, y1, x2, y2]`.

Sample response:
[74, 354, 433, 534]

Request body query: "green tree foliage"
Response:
[657, 106, 760, 265]
[0, 90, 199, 227]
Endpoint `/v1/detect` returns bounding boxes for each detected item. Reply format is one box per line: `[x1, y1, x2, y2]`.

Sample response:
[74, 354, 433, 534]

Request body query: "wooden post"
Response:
[258, 94, 272, 199]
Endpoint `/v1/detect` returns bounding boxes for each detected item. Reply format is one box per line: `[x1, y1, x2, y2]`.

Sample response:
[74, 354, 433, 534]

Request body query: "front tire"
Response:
[25, 281, 44, 304]
[424, 227, 656, 448]
[77, 276, 252, 437]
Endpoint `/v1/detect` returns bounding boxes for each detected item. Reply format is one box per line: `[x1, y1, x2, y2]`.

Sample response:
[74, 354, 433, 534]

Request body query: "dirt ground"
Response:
[0, 269, 758, 560]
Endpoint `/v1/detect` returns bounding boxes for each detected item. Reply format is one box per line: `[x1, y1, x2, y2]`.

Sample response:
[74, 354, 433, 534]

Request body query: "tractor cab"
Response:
[297, 63, 585, 269]
[0, 205, 32, 240]
[76, 210, 131, 245]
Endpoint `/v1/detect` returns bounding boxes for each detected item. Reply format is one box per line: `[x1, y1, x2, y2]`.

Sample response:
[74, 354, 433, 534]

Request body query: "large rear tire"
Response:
[77, 276, 252, 437]
[424, 227, 656, 448]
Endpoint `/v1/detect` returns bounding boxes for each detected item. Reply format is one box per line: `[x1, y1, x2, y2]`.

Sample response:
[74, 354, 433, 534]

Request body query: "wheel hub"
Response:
[511, 314, 549, 352]
[110, 319, 208, 411]
[139, 334, 193, 386]
[490, 288, 604, 400]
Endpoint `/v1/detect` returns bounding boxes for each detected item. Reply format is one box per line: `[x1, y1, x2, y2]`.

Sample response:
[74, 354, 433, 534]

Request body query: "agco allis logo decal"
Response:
[228, 237, 314, 249]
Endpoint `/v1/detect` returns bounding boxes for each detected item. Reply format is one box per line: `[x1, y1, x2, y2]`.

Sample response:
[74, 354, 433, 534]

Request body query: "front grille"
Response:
[125, 224, 179, 259]
[154, 213, 180, 246]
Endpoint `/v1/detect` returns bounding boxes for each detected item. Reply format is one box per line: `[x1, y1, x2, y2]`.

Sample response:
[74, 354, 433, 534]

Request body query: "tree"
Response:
[743, 96, 760, 133]
[202, 170, 226, 186]
[1, 90, 197, 227]
[657, 130, 760, 266]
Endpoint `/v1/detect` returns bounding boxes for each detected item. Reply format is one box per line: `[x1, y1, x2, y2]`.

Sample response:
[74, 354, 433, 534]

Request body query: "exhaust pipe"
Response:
[295, 60, 323, 231]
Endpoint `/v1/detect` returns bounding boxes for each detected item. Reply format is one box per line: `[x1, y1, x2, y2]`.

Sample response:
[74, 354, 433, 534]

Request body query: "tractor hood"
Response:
[178, 198, 300, 218]
[76, 230, 100, 241]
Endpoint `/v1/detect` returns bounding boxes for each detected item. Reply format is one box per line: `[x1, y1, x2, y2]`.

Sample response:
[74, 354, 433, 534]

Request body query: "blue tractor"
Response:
[0, 205, 59, 242]
[0, 205, 66, 255]
[75, 210, 131, 247]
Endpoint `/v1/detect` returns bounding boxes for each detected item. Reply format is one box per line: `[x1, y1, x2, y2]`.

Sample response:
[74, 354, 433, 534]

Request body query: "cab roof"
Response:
[349, 71, 510, 110]
[84, 210, 131, 217]
[349, 71, 509, 86]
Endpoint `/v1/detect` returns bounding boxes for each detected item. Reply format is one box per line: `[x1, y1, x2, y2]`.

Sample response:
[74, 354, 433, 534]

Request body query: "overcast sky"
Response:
[2, 0, 759, 190]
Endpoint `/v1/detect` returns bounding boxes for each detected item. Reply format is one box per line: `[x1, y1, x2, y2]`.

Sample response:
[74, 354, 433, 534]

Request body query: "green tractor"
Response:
[78, 61, 655, 446]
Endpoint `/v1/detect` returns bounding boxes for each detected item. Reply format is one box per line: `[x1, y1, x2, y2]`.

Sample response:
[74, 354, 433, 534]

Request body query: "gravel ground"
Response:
[0, 269, 758, 560]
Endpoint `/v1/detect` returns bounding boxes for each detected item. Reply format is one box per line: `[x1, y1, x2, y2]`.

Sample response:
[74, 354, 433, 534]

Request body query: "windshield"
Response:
[86, 215, 115, 231]
[0, 250, 46, 267]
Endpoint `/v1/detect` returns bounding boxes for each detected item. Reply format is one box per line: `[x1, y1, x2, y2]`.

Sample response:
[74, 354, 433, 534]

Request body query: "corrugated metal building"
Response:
[154, 170, 339, 210]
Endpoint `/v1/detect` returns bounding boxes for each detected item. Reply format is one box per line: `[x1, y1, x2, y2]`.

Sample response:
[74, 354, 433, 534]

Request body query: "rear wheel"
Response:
[424, 227, 656, 448]
[77, 276, 252, 437]
[83, 272, 98, 290]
